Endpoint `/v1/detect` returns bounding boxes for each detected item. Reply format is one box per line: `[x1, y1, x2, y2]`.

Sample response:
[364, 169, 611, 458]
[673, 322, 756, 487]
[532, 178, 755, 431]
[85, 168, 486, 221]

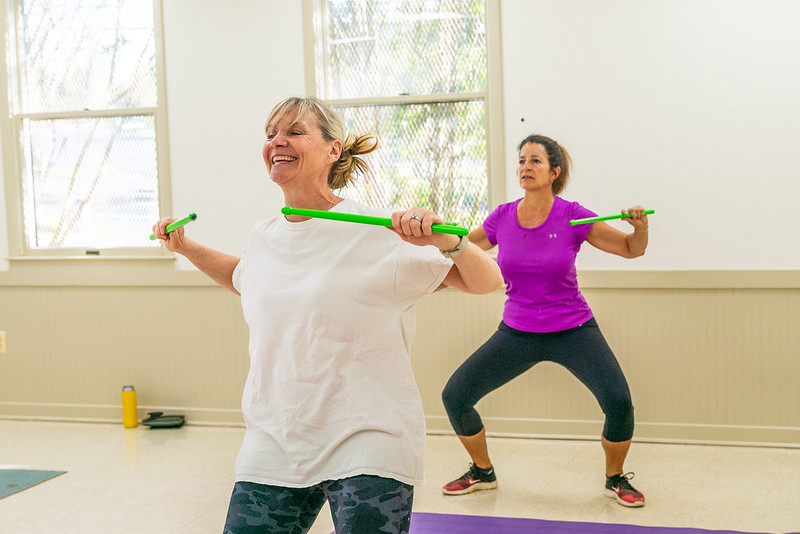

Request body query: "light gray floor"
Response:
[1, 420, 798, 533]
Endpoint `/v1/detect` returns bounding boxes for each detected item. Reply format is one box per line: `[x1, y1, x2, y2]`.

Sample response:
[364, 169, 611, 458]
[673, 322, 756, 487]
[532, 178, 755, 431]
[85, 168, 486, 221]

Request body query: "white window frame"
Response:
[301, 0, 505, 214]
[0, 0, 172, 259]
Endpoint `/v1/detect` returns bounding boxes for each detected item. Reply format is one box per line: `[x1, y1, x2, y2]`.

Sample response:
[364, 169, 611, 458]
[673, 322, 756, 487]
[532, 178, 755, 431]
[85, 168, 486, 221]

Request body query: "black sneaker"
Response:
[442, 463, 498, 495]
[605, 472, 645, 507]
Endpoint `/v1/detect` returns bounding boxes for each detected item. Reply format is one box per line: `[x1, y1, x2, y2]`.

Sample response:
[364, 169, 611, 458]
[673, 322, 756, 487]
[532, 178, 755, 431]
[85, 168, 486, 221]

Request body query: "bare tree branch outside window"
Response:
[13, 0, 161, 251]
[314, 0, 489, 230]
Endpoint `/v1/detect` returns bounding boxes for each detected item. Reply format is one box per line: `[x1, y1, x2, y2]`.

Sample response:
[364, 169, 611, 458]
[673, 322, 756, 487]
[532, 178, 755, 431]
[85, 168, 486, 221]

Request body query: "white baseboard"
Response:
[0, 402, 244, 426]
[425, 415, 800, 449]
[4, 402, 797, 448]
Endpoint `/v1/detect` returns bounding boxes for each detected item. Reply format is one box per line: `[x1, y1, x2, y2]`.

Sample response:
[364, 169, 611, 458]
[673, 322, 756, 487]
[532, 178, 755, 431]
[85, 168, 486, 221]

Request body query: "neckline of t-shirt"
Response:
[514, 196, 560, 230]
[279, 198, 354, 232]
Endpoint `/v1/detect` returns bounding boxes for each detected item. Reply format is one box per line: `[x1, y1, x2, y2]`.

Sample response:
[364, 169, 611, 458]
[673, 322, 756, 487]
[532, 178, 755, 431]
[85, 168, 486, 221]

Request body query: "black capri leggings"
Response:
[442, 318, 634, 442]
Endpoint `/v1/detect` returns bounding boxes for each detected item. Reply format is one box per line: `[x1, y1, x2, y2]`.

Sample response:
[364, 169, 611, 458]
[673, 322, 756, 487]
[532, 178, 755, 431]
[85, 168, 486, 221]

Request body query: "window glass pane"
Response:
[335, 100, 488, 229]
[19, 0, 156, 113]
[324, 0, 486, 98]
[21, 115, 160, 249]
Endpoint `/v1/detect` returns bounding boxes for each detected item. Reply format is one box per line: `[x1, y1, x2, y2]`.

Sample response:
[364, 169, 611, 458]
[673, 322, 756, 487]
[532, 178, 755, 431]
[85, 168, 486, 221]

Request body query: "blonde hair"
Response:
[265, 96, 378, 189]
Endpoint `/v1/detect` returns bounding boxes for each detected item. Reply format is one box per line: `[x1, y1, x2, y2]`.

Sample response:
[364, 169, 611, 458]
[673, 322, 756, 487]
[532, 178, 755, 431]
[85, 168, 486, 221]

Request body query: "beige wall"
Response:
[415, 280, 800, 447]
[2, 1, 798, 449]
[2, 271, 798, 448]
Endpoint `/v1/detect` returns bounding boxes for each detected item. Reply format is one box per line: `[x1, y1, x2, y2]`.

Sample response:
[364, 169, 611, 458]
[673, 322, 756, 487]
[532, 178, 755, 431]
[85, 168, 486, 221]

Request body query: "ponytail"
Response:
[329, 133, 379, 190]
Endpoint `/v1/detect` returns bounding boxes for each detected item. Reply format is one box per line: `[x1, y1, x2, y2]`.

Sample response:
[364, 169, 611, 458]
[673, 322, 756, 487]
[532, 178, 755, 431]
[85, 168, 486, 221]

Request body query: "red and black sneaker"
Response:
[605, 472, 645, 507]
[442, 463, 498, 495]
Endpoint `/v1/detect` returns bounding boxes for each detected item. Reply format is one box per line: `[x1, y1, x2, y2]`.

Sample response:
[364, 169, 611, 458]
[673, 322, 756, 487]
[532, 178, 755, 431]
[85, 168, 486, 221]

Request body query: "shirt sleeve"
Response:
[569, 202, 597, 244]
[482, 205, 501, 246]
[394, 241, 452, 300]
[232, 223, 259, 294]
[231, 249, 246, 294]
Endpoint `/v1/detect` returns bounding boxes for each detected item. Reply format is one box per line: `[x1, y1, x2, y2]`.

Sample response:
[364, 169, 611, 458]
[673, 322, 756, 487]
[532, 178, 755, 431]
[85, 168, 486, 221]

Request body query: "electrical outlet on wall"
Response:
[0, 331, 7, 354]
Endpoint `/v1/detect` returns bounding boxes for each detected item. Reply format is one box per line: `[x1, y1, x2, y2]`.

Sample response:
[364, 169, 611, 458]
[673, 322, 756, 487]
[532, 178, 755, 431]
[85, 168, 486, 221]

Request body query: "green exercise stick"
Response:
[569, 210, 654, 226]
[149, 213, 197, 240]
[281, 207, 469, 236]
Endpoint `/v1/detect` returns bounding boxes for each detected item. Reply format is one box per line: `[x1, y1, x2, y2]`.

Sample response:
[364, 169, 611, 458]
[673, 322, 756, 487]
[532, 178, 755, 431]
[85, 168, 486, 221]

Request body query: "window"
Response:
[1, 0, 169, 256]
[306, 0, 504, 229]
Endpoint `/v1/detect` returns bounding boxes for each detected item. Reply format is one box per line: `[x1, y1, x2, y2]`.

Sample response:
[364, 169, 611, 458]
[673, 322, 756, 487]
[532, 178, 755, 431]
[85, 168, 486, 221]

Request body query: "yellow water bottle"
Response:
[122, 385, 138, 428]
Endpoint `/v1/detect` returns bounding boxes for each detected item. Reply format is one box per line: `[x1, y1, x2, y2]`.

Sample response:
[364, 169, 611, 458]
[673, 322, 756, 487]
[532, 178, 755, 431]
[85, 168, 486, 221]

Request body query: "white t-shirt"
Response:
[231, 199, 452, 487]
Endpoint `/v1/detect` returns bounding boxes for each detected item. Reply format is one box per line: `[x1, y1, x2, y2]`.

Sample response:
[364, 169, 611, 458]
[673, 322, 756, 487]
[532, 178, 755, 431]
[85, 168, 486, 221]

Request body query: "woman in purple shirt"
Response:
[441, 134, 650, 507]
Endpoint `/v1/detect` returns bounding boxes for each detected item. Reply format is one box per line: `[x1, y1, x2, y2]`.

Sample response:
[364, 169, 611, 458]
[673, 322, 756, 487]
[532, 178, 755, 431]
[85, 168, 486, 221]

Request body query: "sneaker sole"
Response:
[442, 481, 498, 496]
[604, 489, 645, 507]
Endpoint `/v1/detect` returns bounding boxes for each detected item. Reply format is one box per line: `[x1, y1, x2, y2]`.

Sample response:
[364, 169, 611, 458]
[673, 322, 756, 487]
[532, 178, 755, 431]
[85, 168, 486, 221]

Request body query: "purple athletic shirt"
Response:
[483, 196, 597, 333]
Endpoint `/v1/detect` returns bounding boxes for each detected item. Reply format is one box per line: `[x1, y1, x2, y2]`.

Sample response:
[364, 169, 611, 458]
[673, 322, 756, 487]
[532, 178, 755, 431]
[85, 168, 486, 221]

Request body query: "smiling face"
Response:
[518, 142, 560, 193]
[262, 110, 342, 187]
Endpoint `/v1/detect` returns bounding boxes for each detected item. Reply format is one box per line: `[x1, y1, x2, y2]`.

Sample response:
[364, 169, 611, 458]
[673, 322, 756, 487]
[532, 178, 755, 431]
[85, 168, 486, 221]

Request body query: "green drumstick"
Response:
[149, 213, 197, 240]
[570, 210, 654, 226]
[281, 207, 469, 236]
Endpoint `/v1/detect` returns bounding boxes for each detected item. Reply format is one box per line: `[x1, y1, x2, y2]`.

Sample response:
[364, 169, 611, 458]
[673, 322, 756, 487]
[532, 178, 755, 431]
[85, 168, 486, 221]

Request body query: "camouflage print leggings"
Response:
[223, 475, 414, 534]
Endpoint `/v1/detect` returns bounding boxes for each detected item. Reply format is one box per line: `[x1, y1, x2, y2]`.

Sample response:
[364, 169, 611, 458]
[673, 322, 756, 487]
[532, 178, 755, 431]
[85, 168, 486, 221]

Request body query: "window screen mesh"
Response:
[318, 0, 490, 230]
[21, 116, 159, 249]
[13, 0, 161, 251]
[324, 0, 487, 98]
[19, 0, 156, 113]
[335, 100, 487, 230]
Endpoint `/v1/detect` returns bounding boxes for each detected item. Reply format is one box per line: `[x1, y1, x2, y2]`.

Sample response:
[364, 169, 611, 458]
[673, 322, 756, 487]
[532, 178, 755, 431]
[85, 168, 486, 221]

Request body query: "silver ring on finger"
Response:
[411, 215, 422, 222]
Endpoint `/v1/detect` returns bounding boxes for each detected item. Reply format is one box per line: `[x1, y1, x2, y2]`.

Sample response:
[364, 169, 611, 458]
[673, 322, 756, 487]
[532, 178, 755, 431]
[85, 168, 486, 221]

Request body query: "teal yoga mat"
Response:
[0, 469, 66, 499]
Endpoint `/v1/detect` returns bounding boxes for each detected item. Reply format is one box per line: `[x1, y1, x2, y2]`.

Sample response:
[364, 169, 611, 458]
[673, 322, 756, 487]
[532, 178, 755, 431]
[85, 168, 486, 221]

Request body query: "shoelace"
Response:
[468, 463, 494, 481]
[615, 472, 638, 491]
[461, 463, 481, 481]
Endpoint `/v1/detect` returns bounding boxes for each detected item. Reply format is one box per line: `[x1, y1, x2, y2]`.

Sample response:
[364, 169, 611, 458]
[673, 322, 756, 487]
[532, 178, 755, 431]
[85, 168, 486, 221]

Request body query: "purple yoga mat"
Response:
[393, 512, 775, 534]
[331, 512, 783, 533]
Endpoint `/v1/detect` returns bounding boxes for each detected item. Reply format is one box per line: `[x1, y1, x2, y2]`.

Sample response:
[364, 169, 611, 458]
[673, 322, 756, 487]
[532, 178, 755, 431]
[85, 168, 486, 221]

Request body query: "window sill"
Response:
[8, 255, 174, 262]
[1, 255, 215, 287]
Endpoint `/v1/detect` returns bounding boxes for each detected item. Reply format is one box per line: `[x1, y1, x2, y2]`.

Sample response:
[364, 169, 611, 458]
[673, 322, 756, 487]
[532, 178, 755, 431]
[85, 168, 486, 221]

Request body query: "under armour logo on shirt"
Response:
[549, 233, 558, 239]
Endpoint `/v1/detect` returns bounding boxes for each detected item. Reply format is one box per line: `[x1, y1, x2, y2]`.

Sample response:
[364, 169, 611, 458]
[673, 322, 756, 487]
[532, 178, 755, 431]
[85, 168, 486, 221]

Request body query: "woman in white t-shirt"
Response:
[152, 96, 503, 534]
